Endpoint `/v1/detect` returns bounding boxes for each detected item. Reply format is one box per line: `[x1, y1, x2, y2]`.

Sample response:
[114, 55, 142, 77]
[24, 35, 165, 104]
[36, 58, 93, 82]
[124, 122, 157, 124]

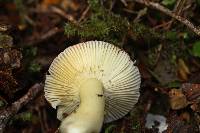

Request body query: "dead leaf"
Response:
[180, 112, 190, 122]
[177, 59, 190, 81]
[169, 89, 188, 110]
[40, 0, 79, 12]
[153, 59, 178, 84]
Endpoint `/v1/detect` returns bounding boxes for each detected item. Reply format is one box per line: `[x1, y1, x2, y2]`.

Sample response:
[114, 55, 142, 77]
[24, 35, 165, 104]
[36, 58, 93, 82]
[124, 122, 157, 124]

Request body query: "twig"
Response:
[153, 21, 172, 29]
[166, 0, 186, 29]
[109, 0, 116, 11]
[24, 15, 36, 26]
[28, 27, 63, 46]
[173, 0, 186, 15]
[50, 6, 78, 24]
[0, 83, 44, 133]
[134, 7, 147, 23]
[120, 0, 128, 7]
[40, 27, 62, 41]
[78, 6, 90, 22]
[134, 0, 200, 36]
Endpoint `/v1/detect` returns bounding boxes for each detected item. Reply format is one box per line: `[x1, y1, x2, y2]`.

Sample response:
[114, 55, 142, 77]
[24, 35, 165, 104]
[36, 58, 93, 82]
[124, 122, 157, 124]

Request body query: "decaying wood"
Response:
[0, 83, 44, 133]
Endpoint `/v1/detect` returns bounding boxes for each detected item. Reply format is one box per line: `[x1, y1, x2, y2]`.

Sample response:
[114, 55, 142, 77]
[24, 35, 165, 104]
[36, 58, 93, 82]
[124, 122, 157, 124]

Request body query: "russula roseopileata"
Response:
[44, 41, 141, 133]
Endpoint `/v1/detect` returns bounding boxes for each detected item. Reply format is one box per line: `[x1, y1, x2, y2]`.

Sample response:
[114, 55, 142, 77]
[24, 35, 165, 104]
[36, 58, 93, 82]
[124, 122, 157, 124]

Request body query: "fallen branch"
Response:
[134, 0, 200, 36]
[0, 83, 44, 133]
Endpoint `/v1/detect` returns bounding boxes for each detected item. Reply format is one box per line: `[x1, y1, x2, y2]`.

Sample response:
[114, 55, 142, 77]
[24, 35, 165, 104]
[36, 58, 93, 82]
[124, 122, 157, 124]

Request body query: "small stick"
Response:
[166, 0, 186, 29]
[28, 27, 63, 46]
[0, 83, 44, 132]
[120, 0, 128, 7]
[78, 6, 90, 22]
[50, 6, 78, 24]
[134, 0, 200, 36]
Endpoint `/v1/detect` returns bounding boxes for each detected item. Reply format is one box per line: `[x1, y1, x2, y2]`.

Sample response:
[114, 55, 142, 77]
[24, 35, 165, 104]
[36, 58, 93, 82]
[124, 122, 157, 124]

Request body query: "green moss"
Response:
[131, 23, 161, 41]
[65, 0, 162, 46]
[65, 0, 130, 45]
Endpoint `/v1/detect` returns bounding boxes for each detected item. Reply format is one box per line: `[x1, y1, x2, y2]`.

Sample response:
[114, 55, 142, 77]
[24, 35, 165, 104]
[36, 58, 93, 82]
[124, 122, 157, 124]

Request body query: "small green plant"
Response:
[104, 125, 116, 133]
[165, 31, 178, 41]
[192, 40, 200, 57]
[13, 112, 33, 122]
[161, 0, 176, 7]
[132, 120, 140, 131]
[28, 62, 41, 73]
[24, 47, 37, 57]
[0, 100, 5, 107]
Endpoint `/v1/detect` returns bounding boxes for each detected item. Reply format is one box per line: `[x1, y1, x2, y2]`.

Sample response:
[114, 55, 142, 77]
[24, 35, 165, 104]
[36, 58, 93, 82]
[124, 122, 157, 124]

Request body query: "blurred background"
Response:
[0, 0, 200, 133]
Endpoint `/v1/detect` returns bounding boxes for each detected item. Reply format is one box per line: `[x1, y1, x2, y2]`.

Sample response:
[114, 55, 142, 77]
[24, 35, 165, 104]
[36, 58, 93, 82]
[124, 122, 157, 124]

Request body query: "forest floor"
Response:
[0, 0, 200, 133]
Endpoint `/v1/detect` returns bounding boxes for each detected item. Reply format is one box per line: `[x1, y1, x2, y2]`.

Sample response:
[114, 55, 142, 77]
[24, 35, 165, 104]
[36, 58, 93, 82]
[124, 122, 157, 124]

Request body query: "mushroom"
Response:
[44, 41, 141, 133]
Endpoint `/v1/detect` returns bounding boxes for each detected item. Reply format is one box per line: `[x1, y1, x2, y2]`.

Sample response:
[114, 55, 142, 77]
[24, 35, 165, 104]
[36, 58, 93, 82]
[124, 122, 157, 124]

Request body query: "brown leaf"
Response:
[169, 89, 188, 110]
[41, 0, 62, 6]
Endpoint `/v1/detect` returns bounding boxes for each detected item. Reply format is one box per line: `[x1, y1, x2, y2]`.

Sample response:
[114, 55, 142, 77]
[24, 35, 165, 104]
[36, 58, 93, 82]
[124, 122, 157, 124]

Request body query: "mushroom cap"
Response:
[44, 41, 141, 123]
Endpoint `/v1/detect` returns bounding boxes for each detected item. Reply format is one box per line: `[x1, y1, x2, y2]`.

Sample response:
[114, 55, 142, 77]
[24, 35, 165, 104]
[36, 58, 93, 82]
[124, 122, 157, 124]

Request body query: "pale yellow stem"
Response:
[59, 78, 105, 133]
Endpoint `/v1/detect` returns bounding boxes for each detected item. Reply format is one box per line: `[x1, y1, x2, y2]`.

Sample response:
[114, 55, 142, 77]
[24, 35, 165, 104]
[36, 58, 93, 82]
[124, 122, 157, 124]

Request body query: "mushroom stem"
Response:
[59, 78, 105, 133]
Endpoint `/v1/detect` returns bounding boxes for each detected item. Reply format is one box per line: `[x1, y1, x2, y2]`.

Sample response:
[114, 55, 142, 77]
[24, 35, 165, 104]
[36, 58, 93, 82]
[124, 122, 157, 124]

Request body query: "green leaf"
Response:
[166, 81, 181, 88]
[0, 100, 5, 107]
[161, 0, 176, 6]
[165, 31, 177, 41]
[182, 32, 189, 40]
[192, 41, 200, 57]
[29, 63, 41, 72]
[24, 47, 37, 57]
